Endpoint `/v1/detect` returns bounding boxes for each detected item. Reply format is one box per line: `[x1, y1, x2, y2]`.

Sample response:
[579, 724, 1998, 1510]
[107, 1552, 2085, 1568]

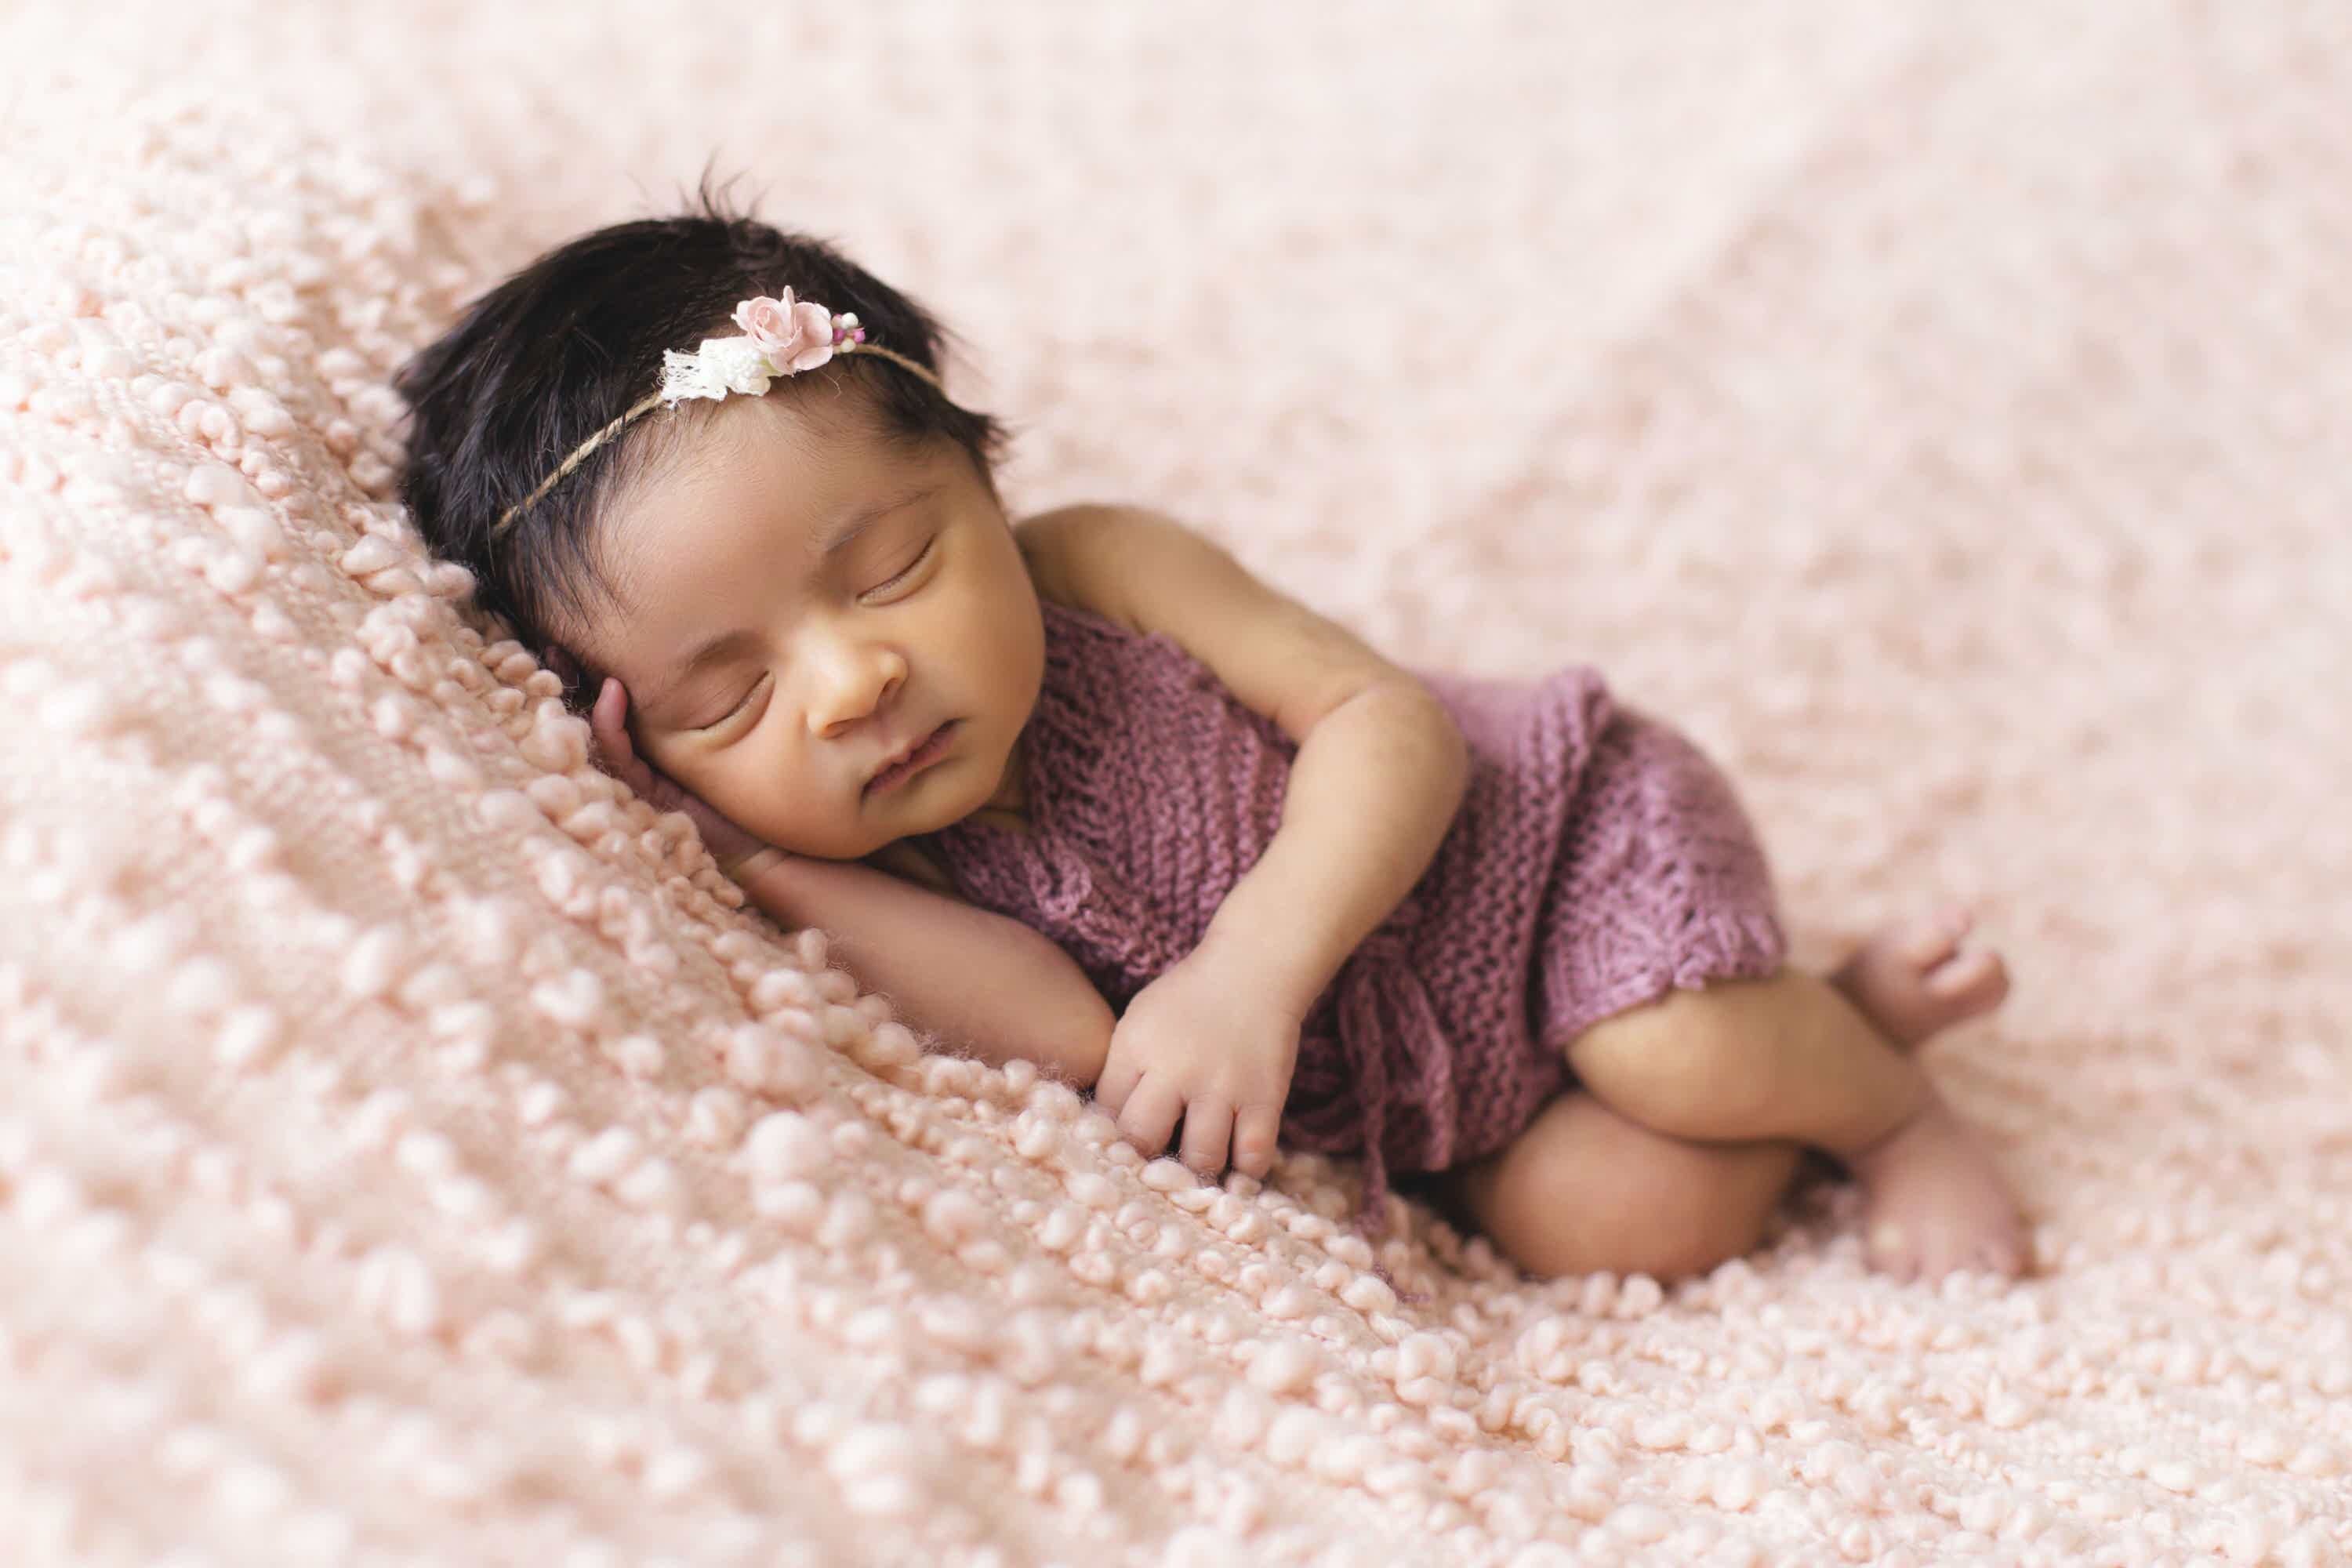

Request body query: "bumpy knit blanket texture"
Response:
[2, 3, 2347, 1564]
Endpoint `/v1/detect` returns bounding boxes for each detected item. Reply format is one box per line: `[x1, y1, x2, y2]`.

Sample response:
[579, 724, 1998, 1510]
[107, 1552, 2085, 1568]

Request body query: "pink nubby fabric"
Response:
[16, 7, 2352, 1561]
[918, 600, 1789, 1247]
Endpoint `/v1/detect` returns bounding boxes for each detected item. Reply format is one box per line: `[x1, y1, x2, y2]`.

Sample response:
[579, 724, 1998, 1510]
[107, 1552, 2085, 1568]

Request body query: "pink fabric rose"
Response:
[733, 292, 837, 373]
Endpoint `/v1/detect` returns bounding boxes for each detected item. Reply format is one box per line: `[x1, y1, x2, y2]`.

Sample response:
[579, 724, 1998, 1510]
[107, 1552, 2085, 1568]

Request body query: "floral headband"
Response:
[490, 291, 946, 538]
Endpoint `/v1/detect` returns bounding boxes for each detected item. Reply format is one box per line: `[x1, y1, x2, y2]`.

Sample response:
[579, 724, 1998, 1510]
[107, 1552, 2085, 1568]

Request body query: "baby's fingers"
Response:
[590, 679, 650, 778]
[590, 677, 630, 753]
[1113, 1076, 1185, 1163]
[1231, 1105, 1281, 1182]
[1178, 1097, 1233, 1178]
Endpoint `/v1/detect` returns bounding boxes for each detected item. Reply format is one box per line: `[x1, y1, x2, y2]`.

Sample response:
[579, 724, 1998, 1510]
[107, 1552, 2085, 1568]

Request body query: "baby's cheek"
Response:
[725, 775, 839, 851]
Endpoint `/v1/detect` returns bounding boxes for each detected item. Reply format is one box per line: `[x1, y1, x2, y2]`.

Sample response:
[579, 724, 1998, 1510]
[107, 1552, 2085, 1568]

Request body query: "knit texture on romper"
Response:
[917, 600, 1789, 1254]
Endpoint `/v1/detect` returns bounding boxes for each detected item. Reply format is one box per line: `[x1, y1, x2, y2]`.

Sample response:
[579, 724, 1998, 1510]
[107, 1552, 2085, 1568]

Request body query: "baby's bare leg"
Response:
[1560, 967, 2031, 1280]
[1428, 1092, 1802, 1281]
[1431, 914, 2024, 1283]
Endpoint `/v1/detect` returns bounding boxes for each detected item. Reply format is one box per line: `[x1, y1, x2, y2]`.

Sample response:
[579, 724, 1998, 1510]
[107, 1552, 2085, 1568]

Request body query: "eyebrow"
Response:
[637, 485, 937, 723]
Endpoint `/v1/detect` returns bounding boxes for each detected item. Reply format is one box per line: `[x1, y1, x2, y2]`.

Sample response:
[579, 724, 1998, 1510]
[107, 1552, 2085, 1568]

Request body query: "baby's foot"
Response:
[1831, 905, 2011, 1049]
[1848, 1092, 2033, 1280]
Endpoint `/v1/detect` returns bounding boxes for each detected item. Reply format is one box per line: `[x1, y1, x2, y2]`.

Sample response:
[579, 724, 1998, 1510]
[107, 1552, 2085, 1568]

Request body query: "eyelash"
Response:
[695, 538, 937, 733]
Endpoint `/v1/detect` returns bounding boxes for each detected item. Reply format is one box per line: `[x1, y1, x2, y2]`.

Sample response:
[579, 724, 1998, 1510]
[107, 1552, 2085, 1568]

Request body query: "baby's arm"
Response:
[732, 852, 1115, 1090]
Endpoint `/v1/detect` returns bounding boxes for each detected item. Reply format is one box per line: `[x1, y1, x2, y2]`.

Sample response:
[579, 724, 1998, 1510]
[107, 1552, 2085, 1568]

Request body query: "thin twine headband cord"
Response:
[490, 294, 946, 539]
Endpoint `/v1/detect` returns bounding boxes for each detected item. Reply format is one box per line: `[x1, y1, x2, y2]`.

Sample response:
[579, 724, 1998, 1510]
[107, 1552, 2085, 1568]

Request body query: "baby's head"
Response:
[395, 179, 1045, 861]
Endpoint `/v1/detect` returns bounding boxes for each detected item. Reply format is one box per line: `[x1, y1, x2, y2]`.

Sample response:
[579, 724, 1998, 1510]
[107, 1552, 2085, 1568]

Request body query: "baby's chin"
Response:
[750, 793, 962, 862]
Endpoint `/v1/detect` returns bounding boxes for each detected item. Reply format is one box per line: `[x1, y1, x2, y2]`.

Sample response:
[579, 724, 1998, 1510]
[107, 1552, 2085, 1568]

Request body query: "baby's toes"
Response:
[1899, 1204, 2033, 1283]
[1895, 905, 1974, 970]
[1909, 1227, 1965, 1283]
[1926, 949, 2012, 1016]
[1975, 1233, 2031, 1279]
[1911, 1223, 2006, 1283]
[1867, 1220, 1923, 1283]
[1925, 946, 1994, 993]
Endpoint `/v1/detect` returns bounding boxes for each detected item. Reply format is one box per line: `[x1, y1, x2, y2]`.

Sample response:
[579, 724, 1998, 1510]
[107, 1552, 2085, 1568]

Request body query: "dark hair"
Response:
[392, 167, 1010, 704]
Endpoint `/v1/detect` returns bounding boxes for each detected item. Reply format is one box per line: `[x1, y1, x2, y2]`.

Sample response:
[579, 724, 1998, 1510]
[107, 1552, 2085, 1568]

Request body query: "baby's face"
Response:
[572, 393, 1044, 861]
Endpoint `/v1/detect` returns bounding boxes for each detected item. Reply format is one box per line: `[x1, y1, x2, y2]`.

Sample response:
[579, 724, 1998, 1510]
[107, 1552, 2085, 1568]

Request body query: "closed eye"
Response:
[870, 536, 935, 597]
[691, 536, 938, 735]
[694, 670, 770, 734]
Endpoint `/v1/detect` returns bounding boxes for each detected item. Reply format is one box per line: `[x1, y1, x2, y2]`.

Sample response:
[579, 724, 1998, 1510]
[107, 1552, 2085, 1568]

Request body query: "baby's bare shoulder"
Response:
[1013, 504, 1145, 629]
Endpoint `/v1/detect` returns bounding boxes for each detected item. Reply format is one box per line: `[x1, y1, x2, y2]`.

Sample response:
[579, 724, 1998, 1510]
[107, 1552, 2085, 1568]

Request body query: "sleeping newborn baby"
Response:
[392, 186, 2031, 1287]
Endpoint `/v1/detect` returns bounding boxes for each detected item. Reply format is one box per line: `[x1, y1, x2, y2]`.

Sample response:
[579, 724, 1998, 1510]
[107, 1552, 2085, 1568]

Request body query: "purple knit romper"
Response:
[916, 599, 1788, 1258]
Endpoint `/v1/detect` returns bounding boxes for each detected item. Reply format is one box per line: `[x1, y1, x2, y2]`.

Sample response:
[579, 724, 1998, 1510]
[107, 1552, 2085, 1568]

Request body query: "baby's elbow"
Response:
[1390, 679, 1472, 802]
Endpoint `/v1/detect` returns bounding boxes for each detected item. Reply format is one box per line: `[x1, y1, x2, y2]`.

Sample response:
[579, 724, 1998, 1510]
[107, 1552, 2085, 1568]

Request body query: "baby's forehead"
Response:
[630, 391, 898, 503]
[603, 408, 936, 578]
[602, 407, 786, 527]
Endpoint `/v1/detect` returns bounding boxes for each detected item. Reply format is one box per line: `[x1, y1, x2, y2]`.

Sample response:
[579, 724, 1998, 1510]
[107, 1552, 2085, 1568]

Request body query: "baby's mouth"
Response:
[865, 720, 956, 797]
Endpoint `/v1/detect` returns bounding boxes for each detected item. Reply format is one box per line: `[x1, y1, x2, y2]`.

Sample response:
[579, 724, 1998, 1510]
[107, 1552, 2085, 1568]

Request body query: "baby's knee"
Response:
[1583, 1151, 1790, 1282]
[1501, 1168, 1763, 1284]
[1483, 1100, 1795, 1283]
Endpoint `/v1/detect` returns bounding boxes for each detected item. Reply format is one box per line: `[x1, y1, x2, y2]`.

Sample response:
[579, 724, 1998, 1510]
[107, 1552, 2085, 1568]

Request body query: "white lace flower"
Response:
[659, 336, 778, 405]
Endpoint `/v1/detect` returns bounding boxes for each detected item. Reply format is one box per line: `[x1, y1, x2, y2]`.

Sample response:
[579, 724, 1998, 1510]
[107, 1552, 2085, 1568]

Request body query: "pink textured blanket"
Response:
[1, 4, 2346, 1564]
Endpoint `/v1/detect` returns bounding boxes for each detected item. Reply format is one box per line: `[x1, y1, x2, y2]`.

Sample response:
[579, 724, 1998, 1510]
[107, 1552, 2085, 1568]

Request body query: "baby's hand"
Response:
[587, 677, 773, 880]
[1094, 942, 1301, 1182]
